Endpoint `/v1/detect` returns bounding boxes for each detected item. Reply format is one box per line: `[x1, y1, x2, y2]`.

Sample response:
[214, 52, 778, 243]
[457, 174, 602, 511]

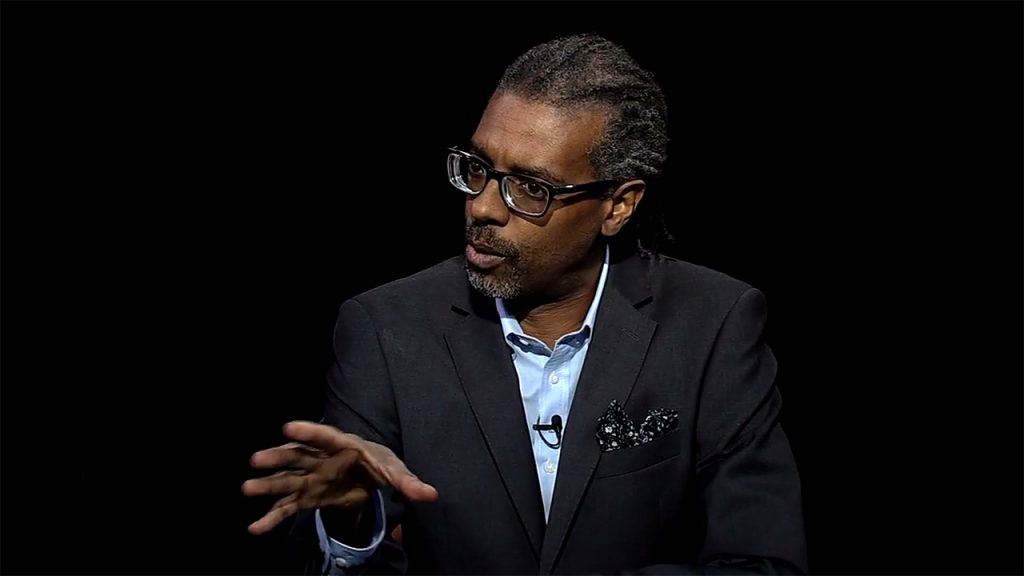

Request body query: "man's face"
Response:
[464, 92, 610, 302]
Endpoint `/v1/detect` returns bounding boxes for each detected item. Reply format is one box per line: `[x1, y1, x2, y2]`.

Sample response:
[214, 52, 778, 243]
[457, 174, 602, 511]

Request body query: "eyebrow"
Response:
[468, 142, 565, 185]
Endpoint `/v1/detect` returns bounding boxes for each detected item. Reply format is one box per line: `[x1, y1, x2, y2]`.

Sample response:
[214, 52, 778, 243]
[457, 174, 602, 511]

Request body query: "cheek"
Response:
[549, 209, 604, 252]
[516, 226, 586, 272]
[508, 206, 603, 271]
[511, 228, 542, 261]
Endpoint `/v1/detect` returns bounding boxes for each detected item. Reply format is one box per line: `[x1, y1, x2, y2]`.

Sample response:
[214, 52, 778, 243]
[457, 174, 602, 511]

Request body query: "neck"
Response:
[508, 249, 604, 349]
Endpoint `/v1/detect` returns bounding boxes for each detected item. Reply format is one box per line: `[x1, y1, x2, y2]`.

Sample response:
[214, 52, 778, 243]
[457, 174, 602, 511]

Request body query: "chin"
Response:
[466, 267, 523, 300]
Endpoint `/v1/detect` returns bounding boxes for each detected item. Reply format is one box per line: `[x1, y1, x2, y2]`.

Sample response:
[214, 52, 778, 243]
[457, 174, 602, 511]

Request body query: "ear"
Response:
[601, 180, 646, 237]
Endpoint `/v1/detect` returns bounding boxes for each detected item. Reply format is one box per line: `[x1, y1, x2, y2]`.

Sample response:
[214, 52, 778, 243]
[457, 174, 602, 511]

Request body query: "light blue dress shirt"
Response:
[314, 491, 385, 574]
[315, 247, 610, 572]
[495, 246, 609, 520]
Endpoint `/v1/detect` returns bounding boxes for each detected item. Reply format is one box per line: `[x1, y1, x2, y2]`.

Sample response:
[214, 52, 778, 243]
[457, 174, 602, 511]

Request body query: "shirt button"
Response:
[549, 374, 560, 385]
[544, 460, 556, 474]
[334, 558, 349, 569]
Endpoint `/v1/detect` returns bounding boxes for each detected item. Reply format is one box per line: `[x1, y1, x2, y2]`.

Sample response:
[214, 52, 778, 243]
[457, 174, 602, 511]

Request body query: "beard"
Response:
[464, 224, 525, 300]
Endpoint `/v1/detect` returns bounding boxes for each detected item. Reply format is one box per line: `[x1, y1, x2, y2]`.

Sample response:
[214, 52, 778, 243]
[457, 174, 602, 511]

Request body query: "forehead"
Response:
[470, 92, 607, 182]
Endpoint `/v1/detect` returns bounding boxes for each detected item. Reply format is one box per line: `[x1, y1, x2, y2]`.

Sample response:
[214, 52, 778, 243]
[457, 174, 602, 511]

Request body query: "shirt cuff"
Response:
[314, 489, 386, 574]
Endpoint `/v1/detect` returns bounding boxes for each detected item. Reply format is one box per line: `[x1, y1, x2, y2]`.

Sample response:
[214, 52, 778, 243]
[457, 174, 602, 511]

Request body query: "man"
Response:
[243, 33, 807, 574]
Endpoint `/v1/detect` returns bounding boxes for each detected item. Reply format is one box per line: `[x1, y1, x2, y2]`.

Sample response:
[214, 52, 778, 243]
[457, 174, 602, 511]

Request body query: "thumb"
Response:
[355, 438, 440, 503]
[390, 472, 439, 503]
[369, 454, 439, 503]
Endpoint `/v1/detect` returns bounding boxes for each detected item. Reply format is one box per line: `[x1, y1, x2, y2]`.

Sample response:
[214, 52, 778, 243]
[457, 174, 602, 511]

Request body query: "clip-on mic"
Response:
[532, 414, 563, 449]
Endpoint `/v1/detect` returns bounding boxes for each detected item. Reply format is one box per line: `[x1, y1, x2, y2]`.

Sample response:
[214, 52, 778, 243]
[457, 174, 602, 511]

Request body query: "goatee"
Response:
[464, 225, 523, 300]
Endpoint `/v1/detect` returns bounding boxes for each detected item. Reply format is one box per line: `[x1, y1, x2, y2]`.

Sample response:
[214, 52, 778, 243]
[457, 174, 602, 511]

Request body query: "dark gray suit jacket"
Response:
[289, 249, 807, 574]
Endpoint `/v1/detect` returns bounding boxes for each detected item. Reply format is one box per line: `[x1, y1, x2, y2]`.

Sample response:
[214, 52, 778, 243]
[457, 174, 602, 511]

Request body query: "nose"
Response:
[466, 178, 510, 227]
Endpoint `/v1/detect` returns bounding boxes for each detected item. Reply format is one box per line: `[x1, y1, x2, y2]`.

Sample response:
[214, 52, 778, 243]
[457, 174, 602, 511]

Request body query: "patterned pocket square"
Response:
[595, 400, 678, 452]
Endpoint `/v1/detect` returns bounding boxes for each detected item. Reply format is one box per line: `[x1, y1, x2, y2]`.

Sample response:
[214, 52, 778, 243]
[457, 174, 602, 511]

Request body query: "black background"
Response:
[2, 1, 1021, 575]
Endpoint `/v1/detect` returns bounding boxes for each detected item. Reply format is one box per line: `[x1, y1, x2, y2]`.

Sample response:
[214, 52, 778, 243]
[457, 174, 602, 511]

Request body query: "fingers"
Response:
[248, 493, 299, 535]
[242, 470, 310, 497]
[282, 421, 363, 453]
[250, 442, 324, 471]
[302, 484, 369, 510]
[276, 420, 440, 502]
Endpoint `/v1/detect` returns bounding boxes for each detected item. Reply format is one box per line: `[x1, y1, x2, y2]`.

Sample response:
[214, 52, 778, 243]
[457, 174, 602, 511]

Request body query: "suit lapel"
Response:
[540, 256, 657, 574]
[444, 291, 546, 560]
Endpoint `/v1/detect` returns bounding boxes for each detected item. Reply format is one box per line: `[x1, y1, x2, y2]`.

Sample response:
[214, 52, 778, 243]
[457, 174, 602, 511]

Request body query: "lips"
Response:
[469, 241, 504, 257]
[465, 242, 506, 270]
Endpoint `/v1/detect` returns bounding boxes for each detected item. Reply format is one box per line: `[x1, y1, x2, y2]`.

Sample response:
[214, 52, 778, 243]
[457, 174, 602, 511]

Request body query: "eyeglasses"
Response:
[447, 147, 618, 218]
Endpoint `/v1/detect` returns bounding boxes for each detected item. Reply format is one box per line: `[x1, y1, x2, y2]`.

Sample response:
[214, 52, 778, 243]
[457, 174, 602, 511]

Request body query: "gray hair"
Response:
[495, 33, 674, 253]
[496, 33, 669, 183]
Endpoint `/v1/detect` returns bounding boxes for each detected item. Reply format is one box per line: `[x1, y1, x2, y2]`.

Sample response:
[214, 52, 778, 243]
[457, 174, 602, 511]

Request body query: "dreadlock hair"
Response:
[496, 33, 674, 257]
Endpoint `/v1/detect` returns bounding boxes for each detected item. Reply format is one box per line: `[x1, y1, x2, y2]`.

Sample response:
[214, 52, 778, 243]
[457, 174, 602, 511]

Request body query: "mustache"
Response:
[465, 225, 520, 259]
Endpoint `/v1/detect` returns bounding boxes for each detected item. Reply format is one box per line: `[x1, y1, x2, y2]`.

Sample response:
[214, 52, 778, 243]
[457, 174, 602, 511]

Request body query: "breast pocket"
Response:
[593, 428, 681, 479]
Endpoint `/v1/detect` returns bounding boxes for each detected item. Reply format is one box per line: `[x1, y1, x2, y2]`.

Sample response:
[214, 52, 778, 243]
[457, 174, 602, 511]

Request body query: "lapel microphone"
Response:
[533, 414, 563, 449]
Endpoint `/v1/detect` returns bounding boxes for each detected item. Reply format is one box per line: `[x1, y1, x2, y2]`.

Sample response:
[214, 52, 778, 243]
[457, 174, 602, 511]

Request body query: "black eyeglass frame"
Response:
[447, 147, 619, 218]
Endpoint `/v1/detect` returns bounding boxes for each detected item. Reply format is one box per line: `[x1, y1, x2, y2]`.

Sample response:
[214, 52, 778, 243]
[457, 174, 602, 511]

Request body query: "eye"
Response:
[520, 180, 548, 199]
[467, 159, 487, 177]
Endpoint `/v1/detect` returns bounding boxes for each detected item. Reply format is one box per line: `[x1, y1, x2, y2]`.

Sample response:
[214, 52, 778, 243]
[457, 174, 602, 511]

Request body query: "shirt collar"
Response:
[495, 245, 610, 350]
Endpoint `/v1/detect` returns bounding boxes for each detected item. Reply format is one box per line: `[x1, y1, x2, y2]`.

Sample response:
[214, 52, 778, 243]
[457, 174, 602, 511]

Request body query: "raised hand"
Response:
[242, 421, 438, 535]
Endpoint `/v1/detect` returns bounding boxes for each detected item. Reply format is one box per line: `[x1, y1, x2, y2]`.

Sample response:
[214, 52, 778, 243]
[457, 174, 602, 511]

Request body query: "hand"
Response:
[242, 421, 438, 535]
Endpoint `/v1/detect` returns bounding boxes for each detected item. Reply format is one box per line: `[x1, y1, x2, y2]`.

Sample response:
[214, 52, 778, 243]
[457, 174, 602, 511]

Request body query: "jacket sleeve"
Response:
[285, 298, 409, 575]
[690, 287, 807, 574]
